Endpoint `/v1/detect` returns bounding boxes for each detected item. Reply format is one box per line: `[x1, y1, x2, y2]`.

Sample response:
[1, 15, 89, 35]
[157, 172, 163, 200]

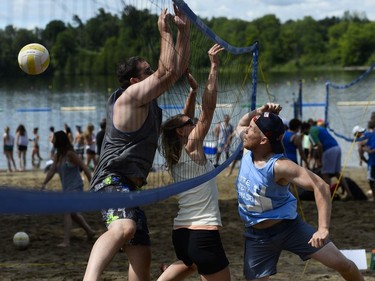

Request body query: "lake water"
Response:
[0, 70, 373, 171]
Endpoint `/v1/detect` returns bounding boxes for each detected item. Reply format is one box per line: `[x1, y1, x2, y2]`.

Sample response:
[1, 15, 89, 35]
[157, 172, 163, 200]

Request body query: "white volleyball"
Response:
[18, 43, 50, 75]
[13, 231, 30, 250]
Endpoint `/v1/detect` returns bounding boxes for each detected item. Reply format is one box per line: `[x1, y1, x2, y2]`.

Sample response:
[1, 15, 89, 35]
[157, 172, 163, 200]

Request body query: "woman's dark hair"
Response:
[159, 114, 189, 171]
[16, 124, 26, 136]
[117, 56, 144, 89]
[54, 131, 73, 163]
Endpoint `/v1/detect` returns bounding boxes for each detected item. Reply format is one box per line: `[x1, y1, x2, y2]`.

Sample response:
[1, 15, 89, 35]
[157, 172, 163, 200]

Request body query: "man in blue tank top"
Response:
[84, 6, 190, 281]
[235, 104, 364, 281]
[309, 120, 353, 199]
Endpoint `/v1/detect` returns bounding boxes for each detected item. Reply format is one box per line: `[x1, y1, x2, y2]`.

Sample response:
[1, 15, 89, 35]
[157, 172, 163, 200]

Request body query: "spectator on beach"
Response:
[48, 126, 55, 160]
[214, 114, 234, 167]
[362, 121, 375, 201]
[301, 122, 312, 167]
[84, 123, 97, 170]
[3, 126, 17, 172]
[352, 125, 368, 167]
[83, 6, 190, 281]
[158, 44, 229, 281]
[309, 119, 353, 199]
[30, 127, 43, 164]
[282, 118, 308, 168]
[41, 131, 96, 247]
[64, 123, 74, 144]
[74, 125, 85, 160]
[235, 107, 364, 281]
[95, 118, 106, 157]
[16, 124, 28, 172]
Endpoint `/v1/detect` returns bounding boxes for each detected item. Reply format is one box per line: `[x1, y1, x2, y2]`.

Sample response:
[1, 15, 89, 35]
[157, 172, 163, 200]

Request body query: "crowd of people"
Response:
[2, 120, 106, 173]
[3, 6, 368, 281]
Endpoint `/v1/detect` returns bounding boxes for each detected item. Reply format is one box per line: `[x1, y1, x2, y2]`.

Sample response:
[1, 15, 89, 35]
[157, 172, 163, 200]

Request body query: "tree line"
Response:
[1, 6, 374, 77]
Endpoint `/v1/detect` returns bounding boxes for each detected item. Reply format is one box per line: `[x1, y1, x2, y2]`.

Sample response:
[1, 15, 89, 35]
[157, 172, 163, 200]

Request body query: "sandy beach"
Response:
[0, 166, 375, 281]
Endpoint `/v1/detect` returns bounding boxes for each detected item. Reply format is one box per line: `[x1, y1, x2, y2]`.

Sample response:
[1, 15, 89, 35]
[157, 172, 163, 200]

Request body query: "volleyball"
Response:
[13, 231, 30, 250]
[17, 43, 50, 75]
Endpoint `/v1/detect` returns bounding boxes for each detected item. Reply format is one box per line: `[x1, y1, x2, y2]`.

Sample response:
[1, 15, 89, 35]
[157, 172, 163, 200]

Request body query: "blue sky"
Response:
[0, 0, 374, 29]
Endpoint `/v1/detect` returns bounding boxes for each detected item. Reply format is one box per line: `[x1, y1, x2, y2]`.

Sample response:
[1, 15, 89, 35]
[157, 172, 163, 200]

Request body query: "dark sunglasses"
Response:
[176, 118, 195, 128]
[141, 66, 154, 76]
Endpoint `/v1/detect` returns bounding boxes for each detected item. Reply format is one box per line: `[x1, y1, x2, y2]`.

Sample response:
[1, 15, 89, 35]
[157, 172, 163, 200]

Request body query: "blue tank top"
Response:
[56, 156, 83, 192]
[91, 88, 162, 188]
[310, 126, 338, 151]
[282, 131, 298, 163]
[236, 152, 297, 227]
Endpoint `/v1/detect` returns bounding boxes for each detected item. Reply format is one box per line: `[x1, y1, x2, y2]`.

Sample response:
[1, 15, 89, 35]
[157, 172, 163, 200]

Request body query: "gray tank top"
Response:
[56, 156, 83, 192]
[91, 88, 162, 188]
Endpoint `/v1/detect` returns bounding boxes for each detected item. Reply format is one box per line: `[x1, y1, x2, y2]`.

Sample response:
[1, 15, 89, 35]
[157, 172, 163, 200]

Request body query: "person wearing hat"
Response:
[352, 125, 368, 166]
[234, 104, 364, 281]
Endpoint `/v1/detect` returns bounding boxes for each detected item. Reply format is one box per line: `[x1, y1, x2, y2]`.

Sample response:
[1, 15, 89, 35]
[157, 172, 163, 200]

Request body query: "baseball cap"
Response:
[255, 112, 285, 154]
[317, 118, 325, 126]
[352, 125, 365, 136]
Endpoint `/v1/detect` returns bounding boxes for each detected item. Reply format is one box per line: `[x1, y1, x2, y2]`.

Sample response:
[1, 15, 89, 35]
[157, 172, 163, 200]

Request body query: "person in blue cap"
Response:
[234, 104, 364, 281]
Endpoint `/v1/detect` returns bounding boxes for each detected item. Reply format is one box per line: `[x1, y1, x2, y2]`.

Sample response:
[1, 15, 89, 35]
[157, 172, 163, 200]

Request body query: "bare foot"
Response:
[57, 242, 70, 248]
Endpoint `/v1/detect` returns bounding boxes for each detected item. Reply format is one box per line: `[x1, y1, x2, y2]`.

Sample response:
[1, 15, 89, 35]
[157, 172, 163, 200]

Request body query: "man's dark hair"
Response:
[117, 56, 144, 89]
[289, 118, 302, 131]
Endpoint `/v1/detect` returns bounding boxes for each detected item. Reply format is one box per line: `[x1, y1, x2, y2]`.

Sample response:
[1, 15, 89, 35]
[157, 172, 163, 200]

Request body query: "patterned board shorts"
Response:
[92, 175, 150, 246]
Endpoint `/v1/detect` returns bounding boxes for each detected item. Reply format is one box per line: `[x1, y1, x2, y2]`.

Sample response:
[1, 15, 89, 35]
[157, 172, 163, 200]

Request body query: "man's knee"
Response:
[108, 219, 136, 240]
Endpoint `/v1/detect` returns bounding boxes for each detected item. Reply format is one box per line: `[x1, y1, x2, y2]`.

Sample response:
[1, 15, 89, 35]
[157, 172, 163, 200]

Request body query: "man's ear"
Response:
[260, 136, 268, 145]
[130, 77, 140, 84]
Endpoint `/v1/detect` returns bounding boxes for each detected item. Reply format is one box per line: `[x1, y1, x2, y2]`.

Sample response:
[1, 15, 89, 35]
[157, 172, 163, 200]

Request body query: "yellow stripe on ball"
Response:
[26, 54, 37, 75]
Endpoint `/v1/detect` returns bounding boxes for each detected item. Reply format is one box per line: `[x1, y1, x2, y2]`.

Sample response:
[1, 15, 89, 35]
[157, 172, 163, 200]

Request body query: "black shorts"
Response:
[172, 228, 229, 275]
[86, 149, 96, 155]
[18, 145, 27, 151]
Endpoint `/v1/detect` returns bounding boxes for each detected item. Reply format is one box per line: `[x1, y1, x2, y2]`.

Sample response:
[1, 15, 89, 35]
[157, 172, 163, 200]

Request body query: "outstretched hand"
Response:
[208, 44, 225, 65]
[158, 8, 171, 34]
[172, 4, 189, 30]
[185, 69, 198, 90]
[258, 103, 282, 115]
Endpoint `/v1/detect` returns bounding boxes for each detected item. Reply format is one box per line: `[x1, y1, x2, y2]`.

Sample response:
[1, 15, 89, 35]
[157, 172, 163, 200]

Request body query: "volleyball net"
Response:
[0, 0, 259, 214]
[324, 64, 375, 142]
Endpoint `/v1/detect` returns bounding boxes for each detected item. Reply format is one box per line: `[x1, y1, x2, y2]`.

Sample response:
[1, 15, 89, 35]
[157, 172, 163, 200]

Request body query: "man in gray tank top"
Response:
[84, 6, 190, 281]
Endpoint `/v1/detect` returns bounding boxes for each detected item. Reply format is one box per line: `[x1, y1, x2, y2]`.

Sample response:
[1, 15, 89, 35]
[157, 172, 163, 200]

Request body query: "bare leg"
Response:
[310, 242, 364, 281]
[22, 151, 26, 171]
[370, 180, 375, 201]
[201, 266, 230, 281]
[337, 175, 353, 199]
[126, 245, 152, 281]
[58, 213, 72, 247]
[71, 212, 96, 239]
[18, 150, 22, 171]
[5, 152, 12, 172]
[83, 219, 136, 281]
[157, 260, 196, 281]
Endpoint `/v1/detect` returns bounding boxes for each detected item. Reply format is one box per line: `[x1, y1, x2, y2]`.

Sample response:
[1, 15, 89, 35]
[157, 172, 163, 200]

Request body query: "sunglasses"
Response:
[141, 66, 154, 76]
[176, 118, 195, 128]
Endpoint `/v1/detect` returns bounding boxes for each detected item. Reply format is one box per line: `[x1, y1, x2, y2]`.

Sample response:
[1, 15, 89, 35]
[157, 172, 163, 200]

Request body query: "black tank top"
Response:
[91, 88, 162, 188]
